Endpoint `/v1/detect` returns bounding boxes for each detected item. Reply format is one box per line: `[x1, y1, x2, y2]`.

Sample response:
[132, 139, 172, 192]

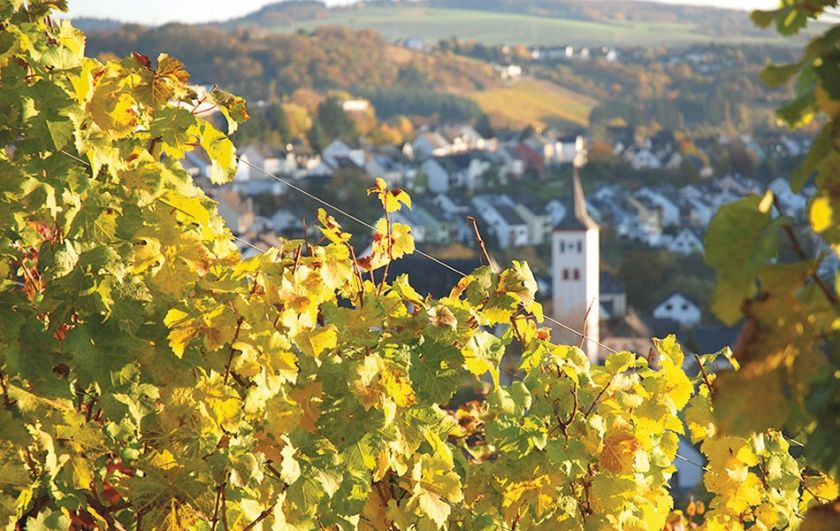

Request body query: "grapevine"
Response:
[0, 1, 836, 529]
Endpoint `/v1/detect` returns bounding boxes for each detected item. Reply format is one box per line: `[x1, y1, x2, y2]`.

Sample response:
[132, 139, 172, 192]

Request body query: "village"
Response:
[180, 116, 826, 369]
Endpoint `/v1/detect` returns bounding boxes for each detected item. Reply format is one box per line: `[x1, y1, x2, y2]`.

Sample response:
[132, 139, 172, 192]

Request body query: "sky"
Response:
[66, 0, 779, 26]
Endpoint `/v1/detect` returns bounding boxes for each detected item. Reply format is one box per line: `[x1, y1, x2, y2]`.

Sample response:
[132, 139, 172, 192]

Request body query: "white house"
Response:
[421, 154, 489, 193]
[552, 171, 601, 361]
[412, 131, 451, 158]
[626, 147, 662, 170]
[653, 293, 702, 327]
[495, 64, 523, 80]
[471, 196, 530, 249]
[341, 99, 371, 113]
[667, 227, 704, 256]
[322, 139, 366, 168]
[235, 145, 266, 181]
[634, 188, 681, 227]
[680, 196, 714, 227]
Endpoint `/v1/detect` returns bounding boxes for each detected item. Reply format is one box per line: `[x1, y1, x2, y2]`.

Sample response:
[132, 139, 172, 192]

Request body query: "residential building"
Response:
[653, 293, 702, 328]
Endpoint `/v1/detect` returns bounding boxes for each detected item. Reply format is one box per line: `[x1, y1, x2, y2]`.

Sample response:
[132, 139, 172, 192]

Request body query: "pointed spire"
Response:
[555, 167, 599, 231]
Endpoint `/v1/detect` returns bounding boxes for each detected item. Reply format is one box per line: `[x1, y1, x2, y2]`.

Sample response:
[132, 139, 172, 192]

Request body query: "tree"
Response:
[0, 3, 836, 530]
[313, 96, 357, 144]
[475, 113, 495, 139]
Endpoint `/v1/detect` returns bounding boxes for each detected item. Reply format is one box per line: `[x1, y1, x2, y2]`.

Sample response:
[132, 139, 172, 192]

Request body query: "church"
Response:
[552, 168, 601, 361]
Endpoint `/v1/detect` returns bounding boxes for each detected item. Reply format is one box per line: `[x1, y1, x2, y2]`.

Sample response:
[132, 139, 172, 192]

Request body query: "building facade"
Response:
[552, 170, 601, 360]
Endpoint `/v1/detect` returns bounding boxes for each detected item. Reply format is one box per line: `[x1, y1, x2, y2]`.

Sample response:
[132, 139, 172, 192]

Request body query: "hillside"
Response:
[220, 0, 797, 47]
[84, 23, 595, 127]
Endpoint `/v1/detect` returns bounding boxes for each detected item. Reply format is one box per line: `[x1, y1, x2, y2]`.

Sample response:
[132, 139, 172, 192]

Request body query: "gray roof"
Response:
[494, 205, 527, 226]
[555, 170, 599, 231]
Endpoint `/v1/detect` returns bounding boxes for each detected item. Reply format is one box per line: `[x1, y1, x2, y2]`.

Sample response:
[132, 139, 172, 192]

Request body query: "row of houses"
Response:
[186, 118, 814, 258]
[610, 127, 811, 173]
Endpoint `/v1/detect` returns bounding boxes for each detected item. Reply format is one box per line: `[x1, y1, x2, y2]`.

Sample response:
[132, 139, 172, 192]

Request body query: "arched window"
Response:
[563, 269, 569, 280]
[560, 241, 565, 253]
[573, 269, 580, 280]
[577, 240, 582, 253]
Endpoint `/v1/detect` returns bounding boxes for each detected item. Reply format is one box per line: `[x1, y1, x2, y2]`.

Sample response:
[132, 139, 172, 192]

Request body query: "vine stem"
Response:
[242, 505, 275, 530]
[378, 208, 392, 295]
[584, 376, 613, 417]
[693, 353, 713, 392]
[467, 216, 495, 272]
[773, 196, 838, 304]
[578, 299, 596, 350]
[223, 317, 244, 385]
[210, 478, 225, 530]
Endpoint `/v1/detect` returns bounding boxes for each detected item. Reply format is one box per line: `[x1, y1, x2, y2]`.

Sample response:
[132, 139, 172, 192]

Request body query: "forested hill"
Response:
[85, 24, 497, 100]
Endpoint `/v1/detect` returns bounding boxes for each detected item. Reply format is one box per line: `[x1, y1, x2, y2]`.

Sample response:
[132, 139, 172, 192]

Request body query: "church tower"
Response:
[552, 167, 600, 360]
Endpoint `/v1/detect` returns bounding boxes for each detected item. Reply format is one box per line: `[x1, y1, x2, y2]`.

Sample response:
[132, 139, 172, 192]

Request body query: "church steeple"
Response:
[555, 168, 598, 231]
[551, 164, 601, 361]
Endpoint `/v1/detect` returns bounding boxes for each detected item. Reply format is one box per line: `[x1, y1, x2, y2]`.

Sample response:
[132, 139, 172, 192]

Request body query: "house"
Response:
[365, 154, 407, 188]
[322, 139, 366, 168]
[439, 125, 490, 153]
[422, 153, 489, 193]
[624, 195, 663, 241]
[270, 209, 302, 236]
[497, 147, 525, 180]
[472, 196, 530, 249]
[412, 131, 452, 158]
[391, 204, 451, 245]
[341, 99, 371, 113]
[653, 293, 702, 328]
[214, 189, 255, 235]
[552, 134, 585, 165]
[634, 188, 681, 227]
[495, 63, 523, 80]
[509, 197, 553, 245]
[600, 308, 678, 354]
[714, 174, 759, 196]
[600, 272, 627, 320]
[679, 196, 714, 227]
[667, 227, 704, 255]
[606, 125, 636, 153]
[651, 130, 678, 159]
[625, 146, 662, 170]
[514, 140, 547, 176]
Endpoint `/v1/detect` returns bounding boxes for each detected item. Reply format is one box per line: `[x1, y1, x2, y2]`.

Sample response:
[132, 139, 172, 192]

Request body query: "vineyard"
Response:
[0, 1, 838, 530]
